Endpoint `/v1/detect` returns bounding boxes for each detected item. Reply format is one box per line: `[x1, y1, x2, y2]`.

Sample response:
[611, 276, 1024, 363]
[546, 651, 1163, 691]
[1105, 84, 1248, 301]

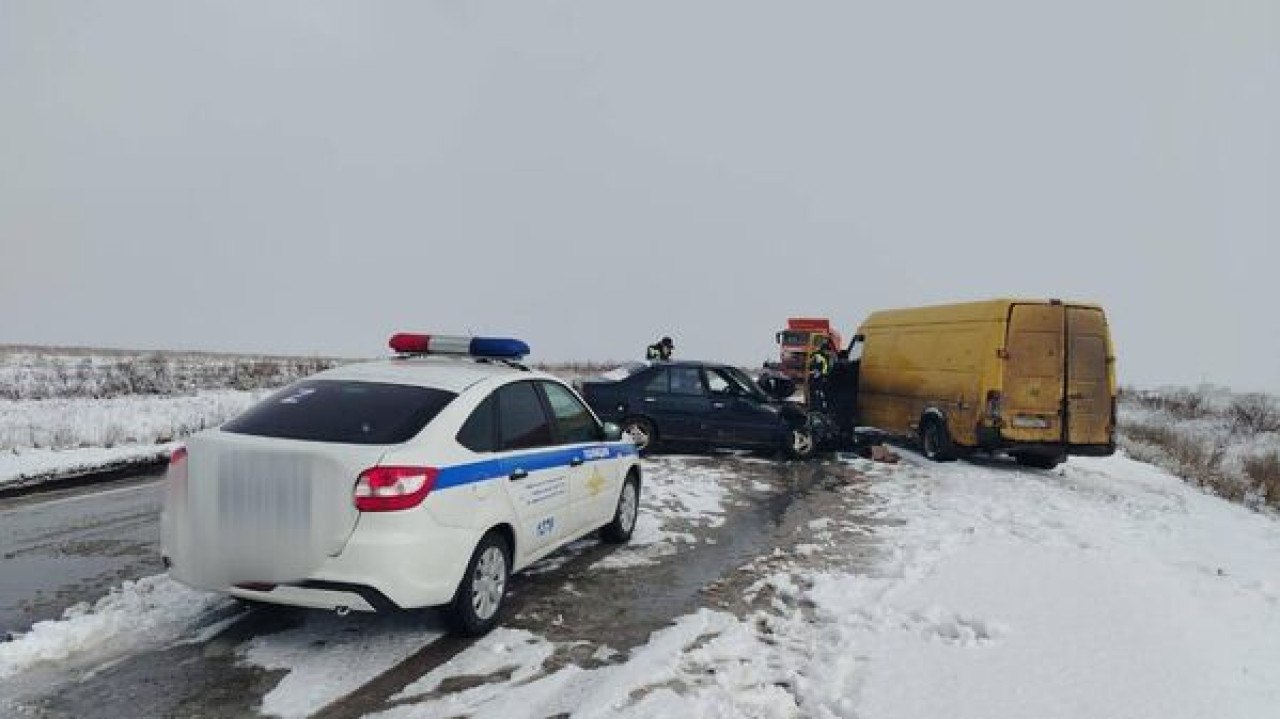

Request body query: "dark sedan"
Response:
[578, 361, 816, 458]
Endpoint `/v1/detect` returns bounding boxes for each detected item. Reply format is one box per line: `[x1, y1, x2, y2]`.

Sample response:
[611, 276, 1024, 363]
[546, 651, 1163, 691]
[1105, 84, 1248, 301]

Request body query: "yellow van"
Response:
[849, 299, 1116, 468]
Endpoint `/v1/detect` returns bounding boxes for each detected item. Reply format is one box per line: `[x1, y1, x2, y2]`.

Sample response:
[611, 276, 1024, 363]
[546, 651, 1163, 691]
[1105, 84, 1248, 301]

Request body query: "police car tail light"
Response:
[388, 333, 530, 359]
[354, 466, 440, 512]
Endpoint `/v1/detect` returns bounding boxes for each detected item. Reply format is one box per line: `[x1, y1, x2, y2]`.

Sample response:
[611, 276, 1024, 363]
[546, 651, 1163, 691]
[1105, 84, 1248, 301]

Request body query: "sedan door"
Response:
[703, 367, 784, 447]
[632, 366, 714, 442]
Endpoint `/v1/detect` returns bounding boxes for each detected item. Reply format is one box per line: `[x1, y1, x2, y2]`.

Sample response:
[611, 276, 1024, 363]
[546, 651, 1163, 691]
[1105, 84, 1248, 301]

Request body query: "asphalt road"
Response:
[1, 455, 880, 718]
[0, 472, 167, 637]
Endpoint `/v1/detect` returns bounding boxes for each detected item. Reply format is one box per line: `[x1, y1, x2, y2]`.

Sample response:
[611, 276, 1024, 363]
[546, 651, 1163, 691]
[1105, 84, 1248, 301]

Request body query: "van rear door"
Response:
[1065, 307, 1112, 445]
[1003, 304, 1065, 443]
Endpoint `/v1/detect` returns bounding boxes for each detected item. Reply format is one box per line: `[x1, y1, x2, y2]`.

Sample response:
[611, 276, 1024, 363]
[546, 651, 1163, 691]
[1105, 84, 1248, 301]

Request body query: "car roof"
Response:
[651, 360, 730, 369]
[311, 357, 555, 394]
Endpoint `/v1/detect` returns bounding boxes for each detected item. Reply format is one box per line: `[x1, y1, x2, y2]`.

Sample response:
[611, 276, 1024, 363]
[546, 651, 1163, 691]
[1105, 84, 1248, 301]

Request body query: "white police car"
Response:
[161, 334, 640, 636]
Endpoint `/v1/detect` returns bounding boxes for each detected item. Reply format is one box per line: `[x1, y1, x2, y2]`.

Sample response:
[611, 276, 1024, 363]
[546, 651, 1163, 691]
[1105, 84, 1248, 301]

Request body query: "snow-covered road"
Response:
[1, 451, 1277, 718]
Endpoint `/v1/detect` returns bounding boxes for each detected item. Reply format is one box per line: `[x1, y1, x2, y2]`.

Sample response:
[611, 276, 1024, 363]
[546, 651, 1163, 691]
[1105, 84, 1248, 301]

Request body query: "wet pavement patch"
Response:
[5, 453, 898, 718]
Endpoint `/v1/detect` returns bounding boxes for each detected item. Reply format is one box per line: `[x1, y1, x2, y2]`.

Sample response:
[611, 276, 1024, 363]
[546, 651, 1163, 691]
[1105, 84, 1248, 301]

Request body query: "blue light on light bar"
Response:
[389, 333, 530, 359]
[469, 337, 530, 358]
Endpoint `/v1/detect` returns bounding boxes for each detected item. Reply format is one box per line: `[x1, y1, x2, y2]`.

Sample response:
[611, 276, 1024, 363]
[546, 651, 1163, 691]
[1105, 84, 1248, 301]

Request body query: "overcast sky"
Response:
[2, 1, 1276, 390]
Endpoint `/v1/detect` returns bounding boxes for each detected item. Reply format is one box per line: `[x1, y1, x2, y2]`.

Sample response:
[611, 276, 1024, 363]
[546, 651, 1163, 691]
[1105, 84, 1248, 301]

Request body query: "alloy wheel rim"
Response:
[619, 483, 638, 533]
[471, 546, 507, 620]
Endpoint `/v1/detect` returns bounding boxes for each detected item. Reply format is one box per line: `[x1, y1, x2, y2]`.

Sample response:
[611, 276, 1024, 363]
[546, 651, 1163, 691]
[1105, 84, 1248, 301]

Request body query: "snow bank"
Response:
[240, 613, 444, 719]
[0, 390, 266, 452]
[0, 389, 270, 489]
[373, 452, 1280, 718]
[393, 627, 554, 702]
[590, 456, 730, 570]
[0, 575, 224, 680]
[0, 444, 177, 490]
[0, 349, 336, 400]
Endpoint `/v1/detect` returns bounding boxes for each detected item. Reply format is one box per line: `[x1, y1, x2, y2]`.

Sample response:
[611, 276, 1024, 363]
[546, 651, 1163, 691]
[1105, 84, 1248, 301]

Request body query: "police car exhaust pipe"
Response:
[335, 605, 351, 617]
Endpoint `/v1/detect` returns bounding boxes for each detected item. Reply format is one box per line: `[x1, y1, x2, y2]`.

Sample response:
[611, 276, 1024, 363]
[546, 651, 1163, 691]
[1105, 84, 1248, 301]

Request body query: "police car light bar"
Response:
[389, 333, 530, 359]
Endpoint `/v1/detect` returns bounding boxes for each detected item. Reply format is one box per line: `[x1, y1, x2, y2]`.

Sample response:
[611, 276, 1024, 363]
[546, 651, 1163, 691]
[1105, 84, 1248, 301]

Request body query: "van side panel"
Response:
[1066, 307, 1113, 445]
[1002, 304, 1066, 443]
[855, 299, 1116, 459]
[857, 301, 1007, 447]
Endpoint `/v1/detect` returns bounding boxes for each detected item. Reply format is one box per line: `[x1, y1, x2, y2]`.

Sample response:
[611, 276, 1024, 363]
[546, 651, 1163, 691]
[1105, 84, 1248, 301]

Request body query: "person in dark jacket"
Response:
[646, 336, 674, 361]
[826, 348, 860, 447]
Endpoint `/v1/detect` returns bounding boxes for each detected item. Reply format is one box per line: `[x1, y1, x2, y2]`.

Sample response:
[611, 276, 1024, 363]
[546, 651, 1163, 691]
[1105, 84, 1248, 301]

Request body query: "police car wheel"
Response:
[446, 531, 510, 637]
[621, 417, 657, 453]
[601, 475, 640, 543]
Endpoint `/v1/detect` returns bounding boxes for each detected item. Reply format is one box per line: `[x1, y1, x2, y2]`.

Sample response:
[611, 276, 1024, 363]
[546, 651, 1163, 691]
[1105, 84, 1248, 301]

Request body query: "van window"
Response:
[223, 380, 456, 445]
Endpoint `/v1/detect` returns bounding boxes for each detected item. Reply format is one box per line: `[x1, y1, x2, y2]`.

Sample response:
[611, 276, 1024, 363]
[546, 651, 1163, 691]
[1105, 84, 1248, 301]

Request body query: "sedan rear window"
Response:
[222, 380, 456, 445]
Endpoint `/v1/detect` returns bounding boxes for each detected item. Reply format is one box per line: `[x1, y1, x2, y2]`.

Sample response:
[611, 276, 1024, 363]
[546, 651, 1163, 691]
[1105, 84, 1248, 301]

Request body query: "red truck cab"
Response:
[770, 318, 843, 380]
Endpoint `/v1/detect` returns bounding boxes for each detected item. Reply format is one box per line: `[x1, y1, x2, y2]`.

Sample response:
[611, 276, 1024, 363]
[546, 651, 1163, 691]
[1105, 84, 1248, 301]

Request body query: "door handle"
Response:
[569, 457, 584, 467]
[509, 468, 529, 481]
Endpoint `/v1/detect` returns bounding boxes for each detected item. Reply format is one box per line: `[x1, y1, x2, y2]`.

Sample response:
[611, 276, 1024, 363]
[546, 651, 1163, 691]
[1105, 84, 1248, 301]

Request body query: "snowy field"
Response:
[0, 348, 611, 490]
[0, 346, 335, 488]
[0, 346, 338, 400]
[0, 390, 269, 488]
[3, 452, 1277, 718]
[1119, 385, 1280, 509]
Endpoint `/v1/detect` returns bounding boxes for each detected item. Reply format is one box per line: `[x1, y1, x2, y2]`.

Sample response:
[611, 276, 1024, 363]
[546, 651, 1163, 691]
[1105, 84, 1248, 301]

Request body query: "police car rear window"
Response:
[222, 380, 457, 445]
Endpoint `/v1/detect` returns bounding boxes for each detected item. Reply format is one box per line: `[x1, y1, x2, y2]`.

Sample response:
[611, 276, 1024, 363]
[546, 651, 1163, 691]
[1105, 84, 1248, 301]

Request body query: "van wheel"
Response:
[601, 474, 640, 543]
[445, 531, 511, 637]
[920, 417, 958, 462]
[621, 416, 658, 454]
[1014, 452, 1064, 470]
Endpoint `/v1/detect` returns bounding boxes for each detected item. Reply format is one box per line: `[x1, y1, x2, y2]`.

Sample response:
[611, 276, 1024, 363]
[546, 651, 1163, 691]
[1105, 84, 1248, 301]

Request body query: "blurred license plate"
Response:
[1011, 416, 1050, 429]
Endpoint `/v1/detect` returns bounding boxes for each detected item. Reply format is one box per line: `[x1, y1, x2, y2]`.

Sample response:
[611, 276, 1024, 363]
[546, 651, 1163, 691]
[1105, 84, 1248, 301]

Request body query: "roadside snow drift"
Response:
[0, 575, 224, 680]
[370, 452, 1280, 719]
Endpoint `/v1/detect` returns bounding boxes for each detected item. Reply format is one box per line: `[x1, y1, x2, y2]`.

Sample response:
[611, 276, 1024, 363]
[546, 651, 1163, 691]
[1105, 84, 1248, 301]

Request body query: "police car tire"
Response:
[601, 474, 640, 544]
[445, 531, 511, 637]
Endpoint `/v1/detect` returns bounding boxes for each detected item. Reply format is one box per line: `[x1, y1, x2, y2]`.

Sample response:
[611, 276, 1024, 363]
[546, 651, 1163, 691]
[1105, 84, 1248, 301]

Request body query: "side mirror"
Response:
[602, 422, 624, 442]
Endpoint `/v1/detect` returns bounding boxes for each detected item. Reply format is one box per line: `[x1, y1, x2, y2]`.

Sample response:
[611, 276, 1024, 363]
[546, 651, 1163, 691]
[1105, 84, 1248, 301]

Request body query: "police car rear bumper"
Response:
[218, 508, 477, 612]
[228, 582, 388, 613]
